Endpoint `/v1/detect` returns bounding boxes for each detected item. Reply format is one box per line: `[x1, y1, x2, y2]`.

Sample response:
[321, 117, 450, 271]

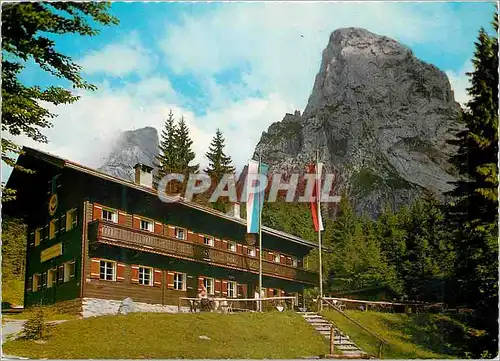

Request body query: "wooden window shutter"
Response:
[57, 265, 64, 283]
[116, 263, 125, 282]
[215, 279, 221, 295]
[153, 269, 162, 287]
[222, 240, 228, 250]
[131, 265, 139, 284]
[280, 255, 286, 264]
[27, 277, 33, 292]
[93, 205, 102, 221]
[237, 244, 243, 254]
[267, 288, 274, 298]
[197, 234, 204, 244]
[222, 280, 228, 296]
[237, 284, 243, 298]
[118, 212, 127, 225]
[256, 248, 260, 258]
[60, 215, 66, 232]
[132, 216, 140, 229]
[167, 225, 175, 238]
[242, 284, 248, 298]
[286, 256, 292, 266]
[167, 272, 174, 289]
[90, 259, 100, 279]
[198, 277, 204, 291]
[42, 272, 47, 287]
[215, 238, 222, 249]
[267, 252, 274, 262]
[186, 231, 195, 242]
[154, 222, 163, 235]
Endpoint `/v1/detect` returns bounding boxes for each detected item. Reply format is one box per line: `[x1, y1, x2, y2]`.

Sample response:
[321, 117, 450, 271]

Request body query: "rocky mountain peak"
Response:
[254, 27, 462, 218]
[98, 126, 159, 182]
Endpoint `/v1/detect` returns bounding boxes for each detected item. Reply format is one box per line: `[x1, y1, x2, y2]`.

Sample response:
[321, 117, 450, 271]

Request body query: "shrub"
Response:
[23, 306, 48, 340]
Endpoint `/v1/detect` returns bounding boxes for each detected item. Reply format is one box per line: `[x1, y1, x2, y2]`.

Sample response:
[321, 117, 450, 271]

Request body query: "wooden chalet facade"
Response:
[4, 147, 318, 314]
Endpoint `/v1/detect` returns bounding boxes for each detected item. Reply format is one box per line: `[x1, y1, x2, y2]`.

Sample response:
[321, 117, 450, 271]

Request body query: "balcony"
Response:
[88, 220, 318, 285]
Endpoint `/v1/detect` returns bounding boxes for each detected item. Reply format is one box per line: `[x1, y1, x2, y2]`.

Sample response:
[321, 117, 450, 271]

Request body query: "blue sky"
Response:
[4, 1, 496, 182]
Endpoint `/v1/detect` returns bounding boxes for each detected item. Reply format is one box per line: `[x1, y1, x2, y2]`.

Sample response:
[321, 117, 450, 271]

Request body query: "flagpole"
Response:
[317, 149, 323, 311]
[258, 153, 263, 312]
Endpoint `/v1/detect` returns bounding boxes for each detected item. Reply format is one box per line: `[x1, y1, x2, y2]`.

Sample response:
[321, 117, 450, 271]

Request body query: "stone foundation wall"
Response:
[82, 297, 190, 318]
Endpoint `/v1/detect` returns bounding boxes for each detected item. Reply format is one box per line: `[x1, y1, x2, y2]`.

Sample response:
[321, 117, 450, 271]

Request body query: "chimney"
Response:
[227, 202, 241, 219]
[134, 163, 153, 188]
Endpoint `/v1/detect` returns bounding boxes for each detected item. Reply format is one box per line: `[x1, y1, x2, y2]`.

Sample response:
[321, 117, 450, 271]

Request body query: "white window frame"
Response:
[228, 241, 237, 252]
[47, 268, 57, 288]
[140, 219, 153, 232]
[173, 272, 186, 291]
[203, 236, 214, 247]
[227, 281, 237, 298]
[99, 260, 116, 281]
[66, 208, 78, 230]
[274, 253, 281, 263]
[175, 227, 186, 240]
[102, 209, 118, 223]
[204, 277, 215, 295]
[138, 266, 153, 286]
[64, 261, 75, 282]
[247, 247, 256, 257]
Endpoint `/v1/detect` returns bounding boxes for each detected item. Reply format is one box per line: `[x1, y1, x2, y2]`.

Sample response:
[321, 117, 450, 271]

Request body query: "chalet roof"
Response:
[20, 146, 317, 249]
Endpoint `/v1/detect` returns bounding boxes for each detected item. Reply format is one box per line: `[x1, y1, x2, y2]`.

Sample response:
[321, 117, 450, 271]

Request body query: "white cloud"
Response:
[79, 32, 156, 77]
[159, 2, 465, 109]
[446, 61, 473, 107]
[2, 75, 291, 183]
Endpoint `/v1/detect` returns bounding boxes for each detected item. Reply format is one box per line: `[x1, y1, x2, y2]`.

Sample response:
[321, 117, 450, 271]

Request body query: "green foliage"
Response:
[1, 2, 118, 201]
[155, 111, 199, 194]
[2, 217, 27, 306]
[23, 306, 48, 340]
[204, 129, 236, 211]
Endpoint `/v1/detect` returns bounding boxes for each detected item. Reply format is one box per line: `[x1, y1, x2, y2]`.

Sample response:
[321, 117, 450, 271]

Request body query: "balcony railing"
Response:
[88, 220, 318, 285]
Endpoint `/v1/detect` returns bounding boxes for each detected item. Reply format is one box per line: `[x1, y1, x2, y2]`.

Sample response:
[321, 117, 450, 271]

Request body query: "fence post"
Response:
[178, 298, 181, 313]
[329, 325, 335, 355]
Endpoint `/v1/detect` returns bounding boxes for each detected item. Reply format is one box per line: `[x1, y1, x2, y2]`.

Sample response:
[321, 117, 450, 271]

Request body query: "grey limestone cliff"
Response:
[98, 127, 159, 182]
[254, 27, 462, 217]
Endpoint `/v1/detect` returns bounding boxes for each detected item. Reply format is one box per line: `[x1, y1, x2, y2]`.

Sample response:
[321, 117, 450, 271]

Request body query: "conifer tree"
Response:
[156, 110, 178, 179]
[174, 116, 199, 175]
[204, 129, 236, 211]
[446, 15, 498, 354]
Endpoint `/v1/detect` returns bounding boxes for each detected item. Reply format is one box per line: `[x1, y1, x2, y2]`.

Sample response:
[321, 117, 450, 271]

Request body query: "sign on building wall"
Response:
[41, 243, 63, 262]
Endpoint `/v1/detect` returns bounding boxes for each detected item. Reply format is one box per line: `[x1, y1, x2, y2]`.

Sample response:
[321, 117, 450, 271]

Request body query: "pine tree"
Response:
[173, 116, 199, 196]
[204, 129, 236, 211]
[155, 110, 178, 187]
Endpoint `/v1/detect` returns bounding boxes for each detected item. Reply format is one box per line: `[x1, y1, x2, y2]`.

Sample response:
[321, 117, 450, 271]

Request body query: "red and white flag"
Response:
[307, 162, 324, 232]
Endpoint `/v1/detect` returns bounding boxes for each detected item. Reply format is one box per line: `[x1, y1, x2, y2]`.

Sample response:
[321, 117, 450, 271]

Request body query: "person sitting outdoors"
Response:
[199, 285, 211, 312]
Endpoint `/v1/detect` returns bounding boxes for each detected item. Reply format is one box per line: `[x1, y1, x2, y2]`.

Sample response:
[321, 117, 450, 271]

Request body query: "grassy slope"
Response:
[3, 312, 329, 359]
[2, 279, 24, 307]
[322, 310, 474, 359]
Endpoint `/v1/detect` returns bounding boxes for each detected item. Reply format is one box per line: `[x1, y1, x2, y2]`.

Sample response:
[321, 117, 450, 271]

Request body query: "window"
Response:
[140, 220, 153, 232]
[203, 236, 214, 247]
[274, 253, 280, 263]
[64, 261, 75, 282]
[203, 277, 214, 295]
[57, 265, 64, 283]
[273, 288, 280, 297]
[175, 228, 185, 240]
[49, 219, 57, 239]
[35, 228, 42, 246]
[33, 274, 40, 291]
[291, 256, 298, 267]
[102, 209, 117, 223]
[41, 272, 47, 288]
[43, 225, 49, 241]
[228, 242, 237, 252]
[174, 272, 186, 291]
[99, 260, 115, 281]
[66, 209, 78, 230]
[139, 266, 153, 286]
[247, 247, 256, 257]
[47, 269, 57, 287]
[227, 281, 237, 298]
